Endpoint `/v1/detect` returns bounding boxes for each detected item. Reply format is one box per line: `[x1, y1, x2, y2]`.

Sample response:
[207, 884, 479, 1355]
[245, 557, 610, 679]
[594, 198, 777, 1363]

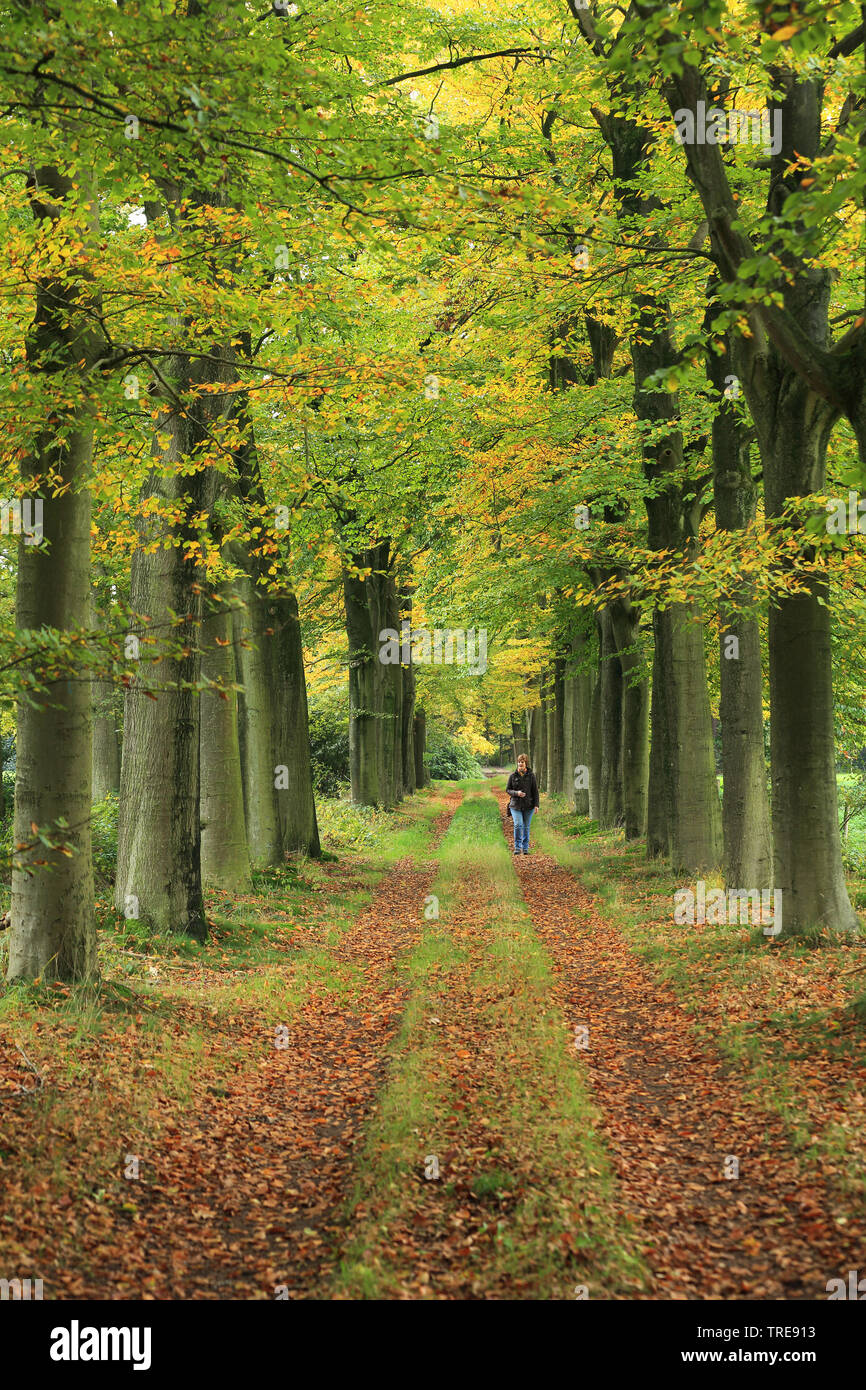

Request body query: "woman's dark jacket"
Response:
[506, 768, 539, 813]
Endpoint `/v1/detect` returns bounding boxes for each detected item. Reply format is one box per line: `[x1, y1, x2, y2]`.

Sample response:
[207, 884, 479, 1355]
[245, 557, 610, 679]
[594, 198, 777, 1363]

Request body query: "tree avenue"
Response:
[0, 2, 863, 948]
[3, 0, 866, 1324]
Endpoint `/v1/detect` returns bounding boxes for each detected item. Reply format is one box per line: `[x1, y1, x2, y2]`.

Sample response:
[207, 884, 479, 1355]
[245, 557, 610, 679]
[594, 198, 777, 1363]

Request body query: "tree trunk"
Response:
[720, 611, 771, 889]
[343, 542, 401, 808]
[233, 575, 283, 869]
[413, 708, 428, 788]
[92, 689, 121, 801]
[511, 710, 528, 761]
[646, 620, 669, 859]
[764, 408, 856, 933]
[536, 677, 549, 790]
[629, 294, 722, 871]
[587, 656, 603, 823]
[381, 575, 403, 806]
[273, 590, 321, 857]
[116, 542, 208, 938]
[609, 597, 649, 840]
[526, 679, 543, 777]
[115, 346, 231, 939]
[200, 601, 251, 892]
[115, 168, 241, 936]
[655, 604, 722, 873]
[706, 318, 772, 889]
[548, 657, 565, 796]
[402, 664, 417, 797]
[598, 607, 624, 828]
[401, 598, 417, 797]
[562, 665, 575, 797]
[596, 103, 722, 871]
[570, 630, 592, 814]
[90, 592, 121, 801]
[659, 59, 856, 931]
[226, 377, 319, 861]
[7, 157, 98, 982]
[744, 98, 854, 932]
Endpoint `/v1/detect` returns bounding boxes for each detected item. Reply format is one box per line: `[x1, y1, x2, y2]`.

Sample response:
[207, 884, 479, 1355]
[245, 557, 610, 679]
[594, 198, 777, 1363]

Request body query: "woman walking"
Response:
[506, 753, 539, 856]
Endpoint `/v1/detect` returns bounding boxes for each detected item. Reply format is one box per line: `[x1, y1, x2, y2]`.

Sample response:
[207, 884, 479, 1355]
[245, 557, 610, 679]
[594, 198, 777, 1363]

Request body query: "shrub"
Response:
[91, 794, 119, 889]
[426, 727, 482, 781]
[307, 698, 350, 795]
[315, 798, 387, 850]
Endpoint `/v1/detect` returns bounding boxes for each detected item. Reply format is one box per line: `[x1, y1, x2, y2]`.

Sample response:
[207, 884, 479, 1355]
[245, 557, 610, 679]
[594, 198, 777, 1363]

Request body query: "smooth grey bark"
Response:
[654, 56, 856, 929]
[381, 574, 404, 806]
[115, 345, 230, 939]
[535, 676, 549, 791]
[343, 541, 402, 808]
[400, 596, 417, 797]
[750, 115, 854, 930]
[720, 607, 772, 889]
[235, 588, 320, 862]
[569, 630, 593, 815]
[526, 678, 543, 778]
[413, 708, 428, 788]
[115, 173, 238, 936]
[562, 664, 576, 800]
[92, 687, 121, 801]
[586, 314, 618, 383]
[90, 591, 121, 801]
[233, 574, 283, 869]
[226, 377, 319, 861]
[200, 602, 251, 892]
[705, 316, 772, 890]
[511, 709, 529, 761]
[546, 660, 565, 796]
[598, 607, 623, 828]
[609, 597, 650, 840]
[646, 619, 668, 859]
[562, 23, 721, 869]
[587, 652, 603, 823]
[654, 605, 723, 873]
[345, 556, 385, 806]
[273, 589, 321, 856]
[7, 158, 98, 982]
[763, 399, 854, 931]
[628, 285, 722, 871]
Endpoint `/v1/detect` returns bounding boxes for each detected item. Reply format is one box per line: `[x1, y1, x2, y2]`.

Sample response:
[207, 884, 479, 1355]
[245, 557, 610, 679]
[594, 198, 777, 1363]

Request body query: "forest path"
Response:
[4, 779, 863, 1299]
[324, 785, 647, 1298]
[129, 790, 464, 1300]
[512, 798, 866, 1299]
[0, 789, 462, 1299]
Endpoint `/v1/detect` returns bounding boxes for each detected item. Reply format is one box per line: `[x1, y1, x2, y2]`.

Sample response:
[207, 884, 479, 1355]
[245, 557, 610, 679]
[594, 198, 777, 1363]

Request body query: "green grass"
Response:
[334, 783, 649, 1299]
[0, 785, 458, 1286]
[533, 793, 866, 1208]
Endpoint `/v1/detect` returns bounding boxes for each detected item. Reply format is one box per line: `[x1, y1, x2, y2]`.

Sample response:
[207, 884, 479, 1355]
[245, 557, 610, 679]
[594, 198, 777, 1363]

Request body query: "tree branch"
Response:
[380, 48, 542, 87]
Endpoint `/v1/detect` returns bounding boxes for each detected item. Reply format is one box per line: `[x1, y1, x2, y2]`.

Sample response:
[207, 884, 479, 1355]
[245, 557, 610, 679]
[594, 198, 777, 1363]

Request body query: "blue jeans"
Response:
[512, 807, 534, 852]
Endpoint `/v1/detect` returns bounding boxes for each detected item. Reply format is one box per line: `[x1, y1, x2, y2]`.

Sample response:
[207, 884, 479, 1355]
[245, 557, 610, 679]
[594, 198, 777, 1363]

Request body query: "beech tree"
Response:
[2, 0, 864, 981]
[623, 0, 863, 930]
